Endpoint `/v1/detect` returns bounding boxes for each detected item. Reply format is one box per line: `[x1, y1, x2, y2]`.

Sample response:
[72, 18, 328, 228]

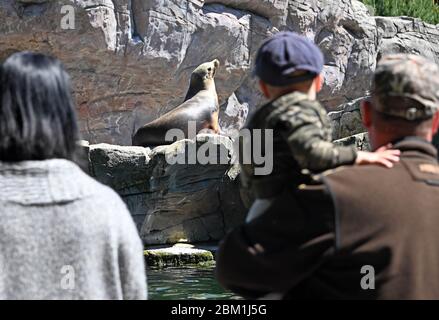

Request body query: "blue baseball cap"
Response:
[253, 32, 324, 87]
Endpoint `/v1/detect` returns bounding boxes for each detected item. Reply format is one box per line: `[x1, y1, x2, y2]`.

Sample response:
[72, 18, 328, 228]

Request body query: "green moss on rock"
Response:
[144, 246, 214, 268]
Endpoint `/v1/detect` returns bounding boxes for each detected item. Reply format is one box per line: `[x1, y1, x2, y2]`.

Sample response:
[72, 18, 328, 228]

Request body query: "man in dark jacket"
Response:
[216, 53, 439, 299]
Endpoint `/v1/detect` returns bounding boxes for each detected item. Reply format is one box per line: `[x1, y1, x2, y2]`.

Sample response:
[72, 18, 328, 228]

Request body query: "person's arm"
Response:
[275, 106, 400, 171]
[215, 184, 335, 298]
[115, 200, 147, 300]
[275, 106, 357, 172]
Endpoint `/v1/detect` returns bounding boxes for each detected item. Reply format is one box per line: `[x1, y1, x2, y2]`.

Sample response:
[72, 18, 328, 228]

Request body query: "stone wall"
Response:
[83, 134, 247, 245]
[329, 97, 366, 141]
[2, 0, 439, 145]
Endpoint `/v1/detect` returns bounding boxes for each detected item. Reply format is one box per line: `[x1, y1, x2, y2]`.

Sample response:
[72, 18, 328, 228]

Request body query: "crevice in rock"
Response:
[128, 0, 143, 43]
[83, 3, 114, 11]
[147, 211, 222, 234]
[149, 8, 197, 28]
[216, 179, 227, 235]
[203, 1, 271, 20]
[87, 90, 151, 104]
[14, 0, 48, 18]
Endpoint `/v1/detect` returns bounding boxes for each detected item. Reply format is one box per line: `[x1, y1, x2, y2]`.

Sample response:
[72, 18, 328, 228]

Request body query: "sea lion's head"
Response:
[185, 59, 220, 101]
[191, 59, 220, 83]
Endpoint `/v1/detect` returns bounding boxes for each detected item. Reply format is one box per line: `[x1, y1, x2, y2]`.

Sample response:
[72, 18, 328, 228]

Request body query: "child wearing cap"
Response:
[242, 32, 400, 222]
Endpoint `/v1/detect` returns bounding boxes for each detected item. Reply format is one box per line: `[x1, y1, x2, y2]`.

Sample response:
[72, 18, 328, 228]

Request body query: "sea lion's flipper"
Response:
[132, 125, 175, 147]
[209, 110, 219, 133]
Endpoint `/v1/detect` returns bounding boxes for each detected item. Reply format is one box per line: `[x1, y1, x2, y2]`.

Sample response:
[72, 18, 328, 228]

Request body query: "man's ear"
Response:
[259, 80, 270, 99]
[432, 111, 439, 136]
[361, 99, 373, 129]
[314, 74, 324, 93]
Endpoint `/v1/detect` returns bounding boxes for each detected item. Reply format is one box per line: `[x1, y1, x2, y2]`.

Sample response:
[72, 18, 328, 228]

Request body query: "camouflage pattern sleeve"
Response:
[270, 102, 357, 172]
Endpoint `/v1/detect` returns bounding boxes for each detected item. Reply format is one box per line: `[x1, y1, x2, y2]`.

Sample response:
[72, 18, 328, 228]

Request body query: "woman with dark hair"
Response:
[0, 52, 146, 300]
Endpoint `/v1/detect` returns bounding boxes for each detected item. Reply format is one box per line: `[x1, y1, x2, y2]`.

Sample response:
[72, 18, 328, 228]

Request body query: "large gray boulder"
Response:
[86, 134, 247, 245]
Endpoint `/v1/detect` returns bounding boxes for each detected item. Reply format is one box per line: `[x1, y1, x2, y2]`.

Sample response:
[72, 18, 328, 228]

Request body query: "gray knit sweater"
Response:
[0, 159, 147, 300]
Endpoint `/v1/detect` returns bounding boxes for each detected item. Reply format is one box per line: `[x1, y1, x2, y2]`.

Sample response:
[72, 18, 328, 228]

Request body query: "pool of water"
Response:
[147, 265, 242, 300]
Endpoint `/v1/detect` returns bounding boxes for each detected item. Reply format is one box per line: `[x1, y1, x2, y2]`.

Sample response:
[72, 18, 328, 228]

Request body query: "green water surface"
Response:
[147, 266, 242, 300]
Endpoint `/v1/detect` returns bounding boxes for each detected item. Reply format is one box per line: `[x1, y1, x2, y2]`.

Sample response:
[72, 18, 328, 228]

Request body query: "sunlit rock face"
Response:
[1, 0, 439, 144]
[286, 0, 378, 108]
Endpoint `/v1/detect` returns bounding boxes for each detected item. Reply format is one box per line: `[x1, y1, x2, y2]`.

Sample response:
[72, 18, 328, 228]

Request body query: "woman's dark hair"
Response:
[0, 51, 79, 161]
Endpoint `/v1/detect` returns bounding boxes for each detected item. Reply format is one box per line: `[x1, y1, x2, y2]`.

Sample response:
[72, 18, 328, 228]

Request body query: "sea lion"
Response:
[132, 59, 220, 147]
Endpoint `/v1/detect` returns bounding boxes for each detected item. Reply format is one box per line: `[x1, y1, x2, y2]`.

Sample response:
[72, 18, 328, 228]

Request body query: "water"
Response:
[147, 266, 242, 300]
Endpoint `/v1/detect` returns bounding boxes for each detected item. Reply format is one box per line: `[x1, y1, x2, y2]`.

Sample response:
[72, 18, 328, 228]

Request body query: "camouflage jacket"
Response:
[240, 91, 357, 199]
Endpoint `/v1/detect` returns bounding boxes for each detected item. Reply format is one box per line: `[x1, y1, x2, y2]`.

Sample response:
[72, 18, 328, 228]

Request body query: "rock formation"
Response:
[2, 0, 439, 145]
[329, 97, 366, 141]
[84, 134, 247, 244]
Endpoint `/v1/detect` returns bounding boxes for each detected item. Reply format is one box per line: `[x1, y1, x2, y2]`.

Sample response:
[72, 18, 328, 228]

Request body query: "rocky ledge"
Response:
[82, 134, 247, 245]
